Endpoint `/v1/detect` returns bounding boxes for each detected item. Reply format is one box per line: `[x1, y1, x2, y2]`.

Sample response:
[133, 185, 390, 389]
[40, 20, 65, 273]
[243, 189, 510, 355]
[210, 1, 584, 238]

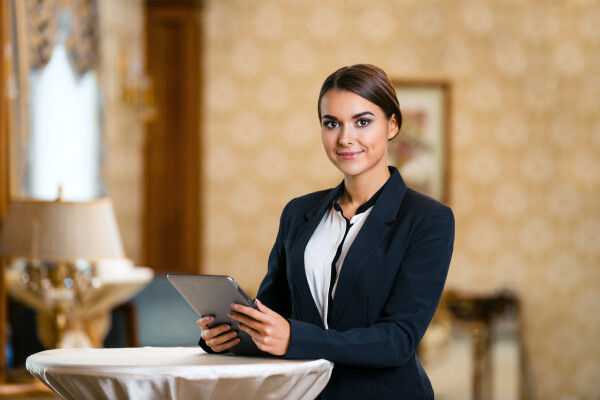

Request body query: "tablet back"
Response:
[167, 274, 268, 356]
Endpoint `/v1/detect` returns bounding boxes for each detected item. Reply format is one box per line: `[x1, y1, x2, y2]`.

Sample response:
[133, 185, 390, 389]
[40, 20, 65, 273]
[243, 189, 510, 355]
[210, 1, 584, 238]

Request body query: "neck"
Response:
[340, 165, 391, 207]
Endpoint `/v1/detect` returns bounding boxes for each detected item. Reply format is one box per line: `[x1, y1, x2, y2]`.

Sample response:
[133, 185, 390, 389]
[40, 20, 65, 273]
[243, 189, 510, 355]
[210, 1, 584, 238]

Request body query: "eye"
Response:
[356, 118, 371, 127]
[323, 120, 339, 129]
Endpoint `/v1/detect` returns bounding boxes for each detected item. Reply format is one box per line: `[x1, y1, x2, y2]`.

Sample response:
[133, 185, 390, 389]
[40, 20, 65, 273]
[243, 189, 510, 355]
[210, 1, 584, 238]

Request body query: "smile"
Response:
[336, 151, 363, 160]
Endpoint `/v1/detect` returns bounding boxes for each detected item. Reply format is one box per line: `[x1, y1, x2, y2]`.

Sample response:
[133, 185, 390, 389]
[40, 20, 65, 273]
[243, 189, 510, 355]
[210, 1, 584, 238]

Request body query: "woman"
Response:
[197, 64, 454, 399]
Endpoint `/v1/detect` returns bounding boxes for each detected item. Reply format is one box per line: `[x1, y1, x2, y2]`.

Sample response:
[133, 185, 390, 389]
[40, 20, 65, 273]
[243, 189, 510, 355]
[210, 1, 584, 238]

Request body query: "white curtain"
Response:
[27, 11, 102, 201]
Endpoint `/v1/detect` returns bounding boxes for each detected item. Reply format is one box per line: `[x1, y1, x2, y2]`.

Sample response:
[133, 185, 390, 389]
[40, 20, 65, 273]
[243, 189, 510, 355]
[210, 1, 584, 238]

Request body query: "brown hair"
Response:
[318, 64, 402, 135]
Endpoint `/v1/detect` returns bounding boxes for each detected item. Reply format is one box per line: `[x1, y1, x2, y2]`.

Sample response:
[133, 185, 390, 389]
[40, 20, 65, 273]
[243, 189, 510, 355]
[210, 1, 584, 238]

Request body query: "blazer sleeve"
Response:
[284, 204, 455, 368]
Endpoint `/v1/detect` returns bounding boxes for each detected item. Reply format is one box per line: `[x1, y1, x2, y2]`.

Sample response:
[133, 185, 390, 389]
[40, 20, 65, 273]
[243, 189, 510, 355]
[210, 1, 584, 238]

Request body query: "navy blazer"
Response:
[256, 167, 455, 400]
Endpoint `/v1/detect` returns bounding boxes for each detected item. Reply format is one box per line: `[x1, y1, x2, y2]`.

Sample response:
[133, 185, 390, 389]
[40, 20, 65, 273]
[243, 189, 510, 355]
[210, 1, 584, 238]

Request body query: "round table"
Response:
[26, 347, 333, 400]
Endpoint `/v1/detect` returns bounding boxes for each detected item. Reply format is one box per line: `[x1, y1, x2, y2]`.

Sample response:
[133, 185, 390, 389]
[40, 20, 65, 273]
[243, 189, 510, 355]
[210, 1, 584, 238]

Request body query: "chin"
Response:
[334, 163, 368, 177]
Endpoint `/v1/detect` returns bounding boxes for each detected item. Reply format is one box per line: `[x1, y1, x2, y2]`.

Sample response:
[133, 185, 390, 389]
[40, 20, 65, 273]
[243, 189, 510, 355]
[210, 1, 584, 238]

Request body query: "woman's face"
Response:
[320, 89, 398, 179]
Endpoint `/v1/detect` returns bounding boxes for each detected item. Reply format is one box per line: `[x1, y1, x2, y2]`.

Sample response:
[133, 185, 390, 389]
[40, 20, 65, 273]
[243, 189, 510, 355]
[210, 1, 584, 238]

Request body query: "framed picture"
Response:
[389, 81, 450, 203]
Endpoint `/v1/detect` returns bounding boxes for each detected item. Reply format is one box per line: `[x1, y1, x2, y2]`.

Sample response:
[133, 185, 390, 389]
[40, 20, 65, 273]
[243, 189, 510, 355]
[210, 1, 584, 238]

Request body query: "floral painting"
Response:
[388, 81, 449, 203]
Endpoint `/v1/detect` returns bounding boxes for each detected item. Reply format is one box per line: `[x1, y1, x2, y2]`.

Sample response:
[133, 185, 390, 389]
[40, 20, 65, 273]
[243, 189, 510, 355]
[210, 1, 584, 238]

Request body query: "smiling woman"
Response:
[197, 64, 455, 400]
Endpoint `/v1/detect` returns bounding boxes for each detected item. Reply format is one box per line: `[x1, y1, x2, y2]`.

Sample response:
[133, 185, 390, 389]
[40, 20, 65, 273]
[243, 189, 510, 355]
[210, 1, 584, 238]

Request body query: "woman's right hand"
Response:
[197, 316, 240, 353]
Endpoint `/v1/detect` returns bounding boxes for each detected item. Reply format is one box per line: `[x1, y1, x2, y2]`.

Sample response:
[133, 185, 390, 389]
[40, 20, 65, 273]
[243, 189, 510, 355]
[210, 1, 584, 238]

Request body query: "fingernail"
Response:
[204, 316, 213, 321]
[255, 299, 262, 306]
[228, 312, 234, 317]
[231, 303, 238, 309]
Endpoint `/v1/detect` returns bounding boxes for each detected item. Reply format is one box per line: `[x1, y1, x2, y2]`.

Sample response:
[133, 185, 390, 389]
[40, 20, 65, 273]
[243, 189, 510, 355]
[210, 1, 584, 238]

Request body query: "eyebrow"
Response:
[321, 111, 375, 121]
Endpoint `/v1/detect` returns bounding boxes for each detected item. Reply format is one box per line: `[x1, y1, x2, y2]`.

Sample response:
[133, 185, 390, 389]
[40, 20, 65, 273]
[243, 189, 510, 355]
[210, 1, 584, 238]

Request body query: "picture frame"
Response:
[389, 81, 450, 203]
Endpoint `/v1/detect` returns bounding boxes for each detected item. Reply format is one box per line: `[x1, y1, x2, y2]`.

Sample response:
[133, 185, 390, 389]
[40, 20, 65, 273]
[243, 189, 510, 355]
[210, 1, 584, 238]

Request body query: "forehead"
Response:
[320, 89, 383, 117]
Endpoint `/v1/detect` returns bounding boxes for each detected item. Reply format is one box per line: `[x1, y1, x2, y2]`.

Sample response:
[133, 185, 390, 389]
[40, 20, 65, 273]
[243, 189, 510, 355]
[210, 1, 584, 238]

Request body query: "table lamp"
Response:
[0, 195, 125, 348]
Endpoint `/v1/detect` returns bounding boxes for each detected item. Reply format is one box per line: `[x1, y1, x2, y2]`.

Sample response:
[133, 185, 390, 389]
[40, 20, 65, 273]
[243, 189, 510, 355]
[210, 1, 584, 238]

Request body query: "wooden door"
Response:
[143, 0, 201, 274]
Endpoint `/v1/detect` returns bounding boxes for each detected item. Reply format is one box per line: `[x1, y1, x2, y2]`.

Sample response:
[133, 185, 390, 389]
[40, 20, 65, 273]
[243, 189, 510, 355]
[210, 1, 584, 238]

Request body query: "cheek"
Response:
[321, 131, 335, 149]
[362, 128, 389, 150]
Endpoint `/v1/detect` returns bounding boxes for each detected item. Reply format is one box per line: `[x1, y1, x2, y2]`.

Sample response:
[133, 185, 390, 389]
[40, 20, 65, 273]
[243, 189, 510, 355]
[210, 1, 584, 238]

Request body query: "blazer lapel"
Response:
[329, 168, 407, 327]
[288, 183, 344, 328]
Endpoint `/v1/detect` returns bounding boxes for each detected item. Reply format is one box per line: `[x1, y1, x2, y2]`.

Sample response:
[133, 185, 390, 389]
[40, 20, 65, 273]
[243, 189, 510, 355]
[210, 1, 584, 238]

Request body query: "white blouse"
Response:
[304, 204, 373, 329]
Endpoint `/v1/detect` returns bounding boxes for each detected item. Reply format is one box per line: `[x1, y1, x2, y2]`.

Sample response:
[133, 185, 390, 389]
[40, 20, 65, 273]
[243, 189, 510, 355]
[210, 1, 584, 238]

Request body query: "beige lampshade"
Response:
[0, 197, 125, 261]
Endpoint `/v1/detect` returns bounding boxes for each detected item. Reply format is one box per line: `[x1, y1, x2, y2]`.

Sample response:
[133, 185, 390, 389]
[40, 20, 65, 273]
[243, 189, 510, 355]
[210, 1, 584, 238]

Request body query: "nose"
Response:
[338, 126, 354, 146]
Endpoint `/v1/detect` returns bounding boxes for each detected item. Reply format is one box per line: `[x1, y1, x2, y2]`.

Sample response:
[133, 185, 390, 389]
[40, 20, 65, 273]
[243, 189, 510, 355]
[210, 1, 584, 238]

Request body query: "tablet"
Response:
[166, 273, 269, 356]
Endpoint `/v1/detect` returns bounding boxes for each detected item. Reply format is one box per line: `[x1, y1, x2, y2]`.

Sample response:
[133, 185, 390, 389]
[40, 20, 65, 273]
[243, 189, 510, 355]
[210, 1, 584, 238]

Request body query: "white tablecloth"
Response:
[26, 347, 333, 400]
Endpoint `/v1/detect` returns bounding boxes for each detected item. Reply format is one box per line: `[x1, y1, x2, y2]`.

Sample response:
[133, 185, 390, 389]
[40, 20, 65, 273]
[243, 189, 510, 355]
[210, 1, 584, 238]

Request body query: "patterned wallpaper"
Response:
[200, 1, 600, 399]
[97, 0, 599, 398]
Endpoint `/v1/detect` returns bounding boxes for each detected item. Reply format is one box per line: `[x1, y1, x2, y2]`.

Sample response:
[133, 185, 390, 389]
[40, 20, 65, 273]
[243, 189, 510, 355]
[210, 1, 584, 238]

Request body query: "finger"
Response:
[196, 315, 214, 329]
[238, 322, 261, 339]
[205, 329, 238, 348]
[202, 324, 232, 341]
[231, 303, 266, 322]
[254, 299, 277, 316]
[238, 323, 268, 351]
[201, 323, 231, 340]
[229, 311, 263, 331]
[211, 337, 240, 353]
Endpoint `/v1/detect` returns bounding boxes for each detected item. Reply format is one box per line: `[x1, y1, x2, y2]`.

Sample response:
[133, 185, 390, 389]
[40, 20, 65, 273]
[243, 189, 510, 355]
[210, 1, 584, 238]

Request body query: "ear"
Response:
[388, 114, 399, 140]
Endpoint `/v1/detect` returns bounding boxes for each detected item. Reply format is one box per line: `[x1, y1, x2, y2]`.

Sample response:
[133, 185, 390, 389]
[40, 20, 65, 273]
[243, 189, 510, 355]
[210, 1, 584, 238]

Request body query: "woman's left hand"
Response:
[229, 299, 291, 356]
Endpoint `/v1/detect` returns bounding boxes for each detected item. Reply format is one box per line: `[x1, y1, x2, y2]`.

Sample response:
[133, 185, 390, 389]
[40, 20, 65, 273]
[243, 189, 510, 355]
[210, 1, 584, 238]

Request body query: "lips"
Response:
[336, 151, 363, 160]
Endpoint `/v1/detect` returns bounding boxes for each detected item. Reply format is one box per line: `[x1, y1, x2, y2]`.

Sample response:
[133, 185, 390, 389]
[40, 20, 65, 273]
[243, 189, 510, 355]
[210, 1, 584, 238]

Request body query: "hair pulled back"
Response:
[318, 64, 402, 135]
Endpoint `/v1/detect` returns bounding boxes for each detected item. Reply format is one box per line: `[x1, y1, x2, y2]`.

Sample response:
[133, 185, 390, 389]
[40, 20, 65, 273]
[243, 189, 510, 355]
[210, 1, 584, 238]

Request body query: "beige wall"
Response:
[97, 0, 599, 398]
[201, 0, 600, 399]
